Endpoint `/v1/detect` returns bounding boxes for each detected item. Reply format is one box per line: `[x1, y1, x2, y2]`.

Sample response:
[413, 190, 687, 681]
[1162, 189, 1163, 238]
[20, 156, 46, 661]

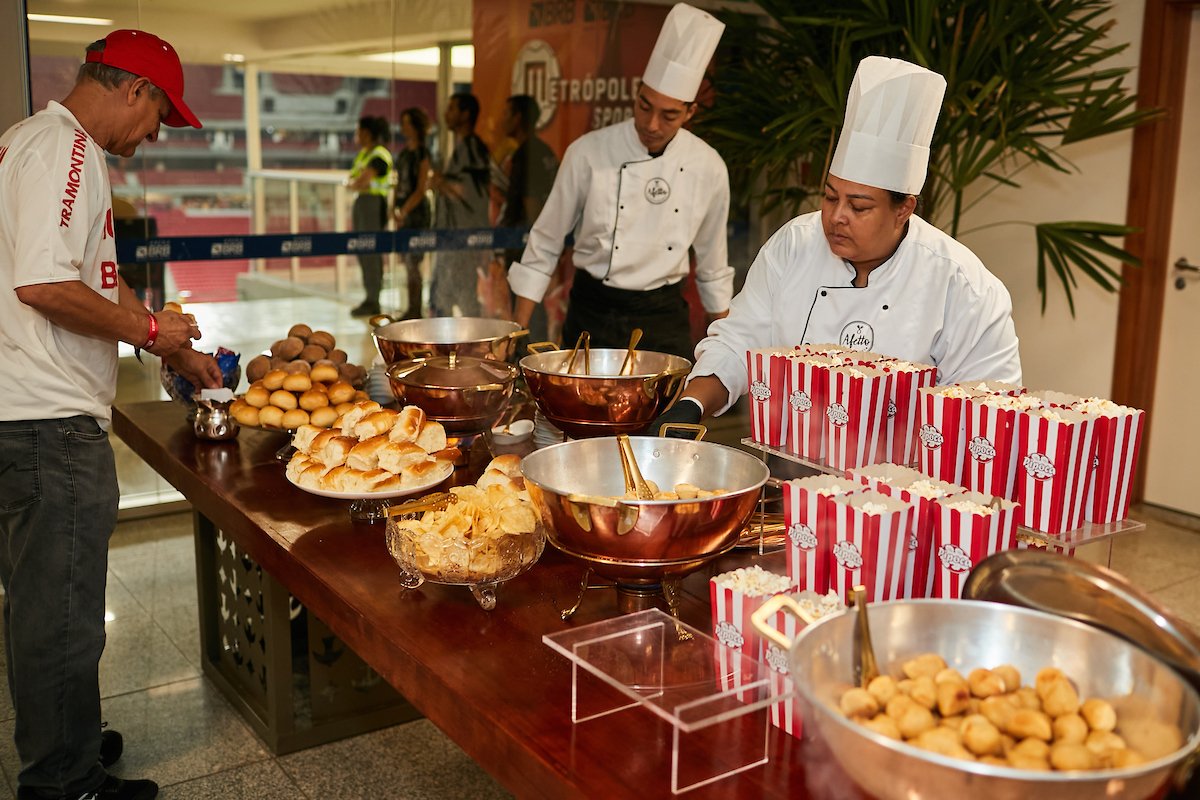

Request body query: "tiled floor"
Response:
[3, 293, 1199, 798]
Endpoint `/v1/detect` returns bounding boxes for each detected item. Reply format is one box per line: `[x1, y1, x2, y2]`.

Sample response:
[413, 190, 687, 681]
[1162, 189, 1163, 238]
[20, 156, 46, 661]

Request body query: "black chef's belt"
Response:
[563, 270, 694, 360]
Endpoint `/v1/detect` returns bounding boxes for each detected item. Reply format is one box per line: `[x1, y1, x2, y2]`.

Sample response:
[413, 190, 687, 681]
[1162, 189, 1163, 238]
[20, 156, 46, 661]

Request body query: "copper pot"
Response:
[520, 343, 691, 439]
[520, 436, 768, 585]
[386, 352, 518, 436]
[372, 316, 528, 364]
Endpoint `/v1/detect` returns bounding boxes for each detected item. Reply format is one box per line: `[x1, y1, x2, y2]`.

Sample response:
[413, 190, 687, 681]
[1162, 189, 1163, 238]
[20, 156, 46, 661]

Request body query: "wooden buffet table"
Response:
[113, 401, 855, 799]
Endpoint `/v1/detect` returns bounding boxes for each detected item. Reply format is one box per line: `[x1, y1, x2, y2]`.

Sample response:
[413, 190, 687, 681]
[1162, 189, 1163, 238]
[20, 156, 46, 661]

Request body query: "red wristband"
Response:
[143, 313, 159, 349]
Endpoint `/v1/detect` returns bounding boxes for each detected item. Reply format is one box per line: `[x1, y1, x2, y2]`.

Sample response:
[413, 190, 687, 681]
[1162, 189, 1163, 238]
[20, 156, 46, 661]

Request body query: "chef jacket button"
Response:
[821, 290, 828, 297]
[883, 304, 889, 310]
[674, 209, 679, 213]
[620, 205, 624, 210]
[667, 246, 673, 251]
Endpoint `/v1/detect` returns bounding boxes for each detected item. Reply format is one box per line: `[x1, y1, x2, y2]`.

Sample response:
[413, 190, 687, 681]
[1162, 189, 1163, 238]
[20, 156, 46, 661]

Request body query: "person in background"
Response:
[488, 94, 559, 342]
[0, 30, 221, 800]
[430, 93, 490, 318]
[393, 107, 433, 320]
[661, 56, 1021, 429]
[347, 115, 393, 318]
[507, 3, 732, 359]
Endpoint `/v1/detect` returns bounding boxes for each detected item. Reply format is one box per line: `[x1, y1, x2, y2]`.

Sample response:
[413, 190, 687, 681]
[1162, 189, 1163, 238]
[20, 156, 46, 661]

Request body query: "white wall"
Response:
[956, 0, 1144, 398]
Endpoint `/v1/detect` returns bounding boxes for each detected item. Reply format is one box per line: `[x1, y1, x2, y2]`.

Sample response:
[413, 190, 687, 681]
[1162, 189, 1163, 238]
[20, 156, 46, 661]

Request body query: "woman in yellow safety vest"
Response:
[347, 115, 393, 317]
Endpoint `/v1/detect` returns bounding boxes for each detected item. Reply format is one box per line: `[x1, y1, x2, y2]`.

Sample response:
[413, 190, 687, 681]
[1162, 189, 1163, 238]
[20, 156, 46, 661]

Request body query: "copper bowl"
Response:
[372, 316, 528, 364]
[386, 353, 518, 436]
[520, 346, 691, 438]
[520, 436, 768, 585]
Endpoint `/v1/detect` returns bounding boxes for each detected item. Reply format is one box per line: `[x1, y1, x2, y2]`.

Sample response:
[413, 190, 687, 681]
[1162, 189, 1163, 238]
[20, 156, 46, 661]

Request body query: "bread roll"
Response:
[327, 381, 356, 405]
[288, 323, 313, 340]
[308, 330, 336, 351]
[429, 447, 462, 466]
[339, 401, 382, 435]
[346, 435, 390, 471]
[269, 389, 298, 411]
[285, 359, 310, 374]
[320, 465, 353, 492]
[246, 354, 271, 383]
[245, 386, 270, 409]
[286, 452, 315, 482]
[262, 369, 288, 391]
[369, 472, 402, 493]
[389, 405, 427, 443]
[282, 373, 312, 393]
[259, 406, 285, 430]
[353, 390, 371, 402]
[377, 441, 428, 474]
[486, 454, 523, 478]
[403, 458, 449, 487]
[340, 468, 373, 494]
[327, 348, 348, 365]
[162, 301, 183, 314]
[296, 462, 326, 489]
[300, 344, 327, 363]
[229, 398, 248, 416]
[299, 389, 329, 412]
[292, 423, 325, 454]
[310, 363, 339, 384]
[314, 434, 356, 468]
[416, 420, 448, 453]
[340, 363, 367, 387]
[354, 409, 401, 441]
[234, 405, 261, 427]
[310, 381, 328, 394]
[334, 401, 357, 416]
[282, 408, 310, 430]
[309, 406, 339, 429]
[272, 336, 305, 361]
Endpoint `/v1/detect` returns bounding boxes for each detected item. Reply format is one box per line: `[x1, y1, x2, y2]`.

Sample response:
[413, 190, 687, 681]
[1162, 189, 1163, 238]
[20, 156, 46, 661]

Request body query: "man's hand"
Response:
[653, 397, 703, 437]
[166, 348, 223, 390]
[147, 309, 202, 357]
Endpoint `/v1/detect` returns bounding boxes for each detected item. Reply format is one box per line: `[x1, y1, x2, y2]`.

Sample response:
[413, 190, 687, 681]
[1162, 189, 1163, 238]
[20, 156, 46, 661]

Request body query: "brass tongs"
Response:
[561, 331, 591, 375]
[851, 585, 880, 688]
[386, 491, 458, 518]
[618, 328, 642, 376]
[616, 434, 655, 500]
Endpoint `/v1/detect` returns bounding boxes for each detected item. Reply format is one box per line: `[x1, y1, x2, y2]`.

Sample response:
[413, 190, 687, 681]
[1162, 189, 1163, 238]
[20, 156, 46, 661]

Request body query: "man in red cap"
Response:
[0, 29, 218, 800]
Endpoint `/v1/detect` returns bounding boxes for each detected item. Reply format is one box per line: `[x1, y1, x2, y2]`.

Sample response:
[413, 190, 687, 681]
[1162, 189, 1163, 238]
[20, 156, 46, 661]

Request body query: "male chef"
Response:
[662, 56, 1022, 424]
[507, 2, 732, 359]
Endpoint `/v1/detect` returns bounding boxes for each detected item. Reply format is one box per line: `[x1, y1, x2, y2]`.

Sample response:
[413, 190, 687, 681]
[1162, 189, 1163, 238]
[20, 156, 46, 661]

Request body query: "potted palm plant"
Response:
[697, 0, 1156, 313]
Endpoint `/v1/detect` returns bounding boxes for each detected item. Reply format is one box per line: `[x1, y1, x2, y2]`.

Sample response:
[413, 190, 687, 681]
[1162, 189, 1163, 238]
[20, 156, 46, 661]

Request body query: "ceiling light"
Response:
[361, 45, 474, 68]
[27, 13, 114, 26]
[223, 53, 246, 63]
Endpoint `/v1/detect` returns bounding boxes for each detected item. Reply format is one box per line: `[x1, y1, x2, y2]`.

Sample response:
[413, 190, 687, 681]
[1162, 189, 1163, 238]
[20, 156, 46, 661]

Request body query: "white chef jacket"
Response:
[0, 101, 119, 423]
[508, 118, 733, 313]
[692, 211, 1022, 415]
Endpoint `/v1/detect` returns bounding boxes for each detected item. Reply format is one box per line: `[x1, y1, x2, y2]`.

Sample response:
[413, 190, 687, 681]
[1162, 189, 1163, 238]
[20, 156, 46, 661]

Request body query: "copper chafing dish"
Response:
[520, 341, 690, 438]
[386, 352, 517, 436]
[520, 436, 768, 614]
[372, 316, 528, 364]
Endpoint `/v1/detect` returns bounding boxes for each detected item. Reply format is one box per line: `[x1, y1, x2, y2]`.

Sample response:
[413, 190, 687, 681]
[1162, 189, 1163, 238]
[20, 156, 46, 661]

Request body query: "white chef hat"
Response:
[642, 3, 725, 103]
[829, 56, 947, 195]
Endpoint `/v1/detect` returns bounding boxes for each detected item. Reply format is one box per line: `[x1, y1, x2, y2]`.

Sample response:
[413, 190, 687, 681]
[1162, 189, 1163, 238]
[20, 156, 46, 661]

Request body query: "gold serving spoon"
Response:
[851, 585, 880, 688]
[618, 328, 642, 376]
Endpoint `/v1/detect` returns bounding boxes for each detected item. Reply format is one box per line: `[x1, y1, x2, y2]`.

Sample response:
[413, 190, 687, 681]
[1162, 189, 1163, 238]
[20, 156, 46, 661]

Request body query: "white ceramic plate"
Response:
[490, 418, 534, 445]
[286, 462, 452, 500]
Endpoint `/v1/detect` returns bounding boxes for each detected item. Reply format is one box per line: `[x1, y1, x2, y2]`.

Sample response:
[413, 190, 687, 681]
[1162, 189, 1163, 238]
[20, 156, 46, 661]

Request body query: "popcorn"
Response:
[1073, 397, 1128, 416]
[816, 483, 853, 497]
[860, 502, 890, 515]
[1036, 409, 1068, 423]
[907, 479, 956, 499]
[712, 565, 792, 597]
[981, 394, 1044, 411]
[937, 385, 975, 398]
[794, 590, 845, 620]
[943, 500, 996, 515]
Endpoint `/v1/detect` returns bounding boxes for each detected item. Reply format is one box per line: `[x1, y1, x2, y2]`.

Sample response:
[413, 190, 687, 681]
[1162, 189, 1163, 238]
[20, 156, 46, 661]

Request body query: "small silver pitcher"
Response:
[194, 389, 239, 441]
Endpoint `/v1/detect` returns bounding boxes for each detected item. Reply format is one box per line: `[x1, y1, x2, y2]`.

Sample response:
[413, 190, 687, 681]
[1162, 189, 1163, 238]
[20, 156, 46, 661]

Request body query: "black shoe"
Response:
[17, 775, 158, 800]
[350, 301, 381, 318]
[99, 729, 123, 769]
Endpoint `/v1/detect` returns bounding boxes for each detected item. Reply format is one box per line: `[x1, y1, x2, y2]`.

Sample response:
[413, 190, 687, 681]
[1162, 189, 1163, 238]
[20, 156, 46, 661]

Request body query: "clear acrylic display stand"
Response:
[543, 609, 784, 794]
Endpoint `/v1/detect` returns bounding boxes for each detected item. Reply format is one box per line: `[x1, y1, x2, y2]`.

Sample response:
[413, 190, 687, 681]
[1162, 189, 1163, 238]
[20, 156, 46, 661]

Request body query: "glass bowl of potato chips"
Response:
[384, 455, 545, 610]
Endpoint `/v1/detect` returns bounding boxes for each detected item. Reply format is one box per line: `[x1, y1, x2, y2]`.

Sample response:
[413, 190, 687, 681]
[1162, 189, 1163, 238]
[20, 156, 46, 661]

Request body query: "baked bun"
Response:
[309, 406, 339, 429]
[310, 363, 339, 384]
[308, 330, 336, 351]
[369, 472, 402, 493]
[246, 354, 271, 383]
[229, 398, 248, 416]
[259, 406, 285, 429]
[282, 408, 310, 430]
[282, 373, 312, 393]
[354, 409, 400, 441]
[339, 401, 382, 435]
[353, 390, 371, 402]
[402, 458, 449, 487]
[300, 344, 327, 363]
[262, 369, 288, 391]
[327, 348, 349, 365]
[346, 435, 390, 471]
[314, 434, 356, 468]
[334, 401, 357, 417]
[288, 323, 313, 340]
[273, 336, 305, 360]
[299, 389, 329, 411]
[485, 454, 523, 479]
[292, 423, 325, 454]
[296, 462, 326, 489]
[389, 406, 427, 443]
[286, 453, 315, 482]
[416, 420, 447, 454]
[285, 359, 310, 374]
[327, 381, 356, 405]
[320, 465, 353, 492]
[244, 386, 270, 409]
[377, 441, 428, 474]
[269, 390, 298, 411]
[234, 405, 261, 427]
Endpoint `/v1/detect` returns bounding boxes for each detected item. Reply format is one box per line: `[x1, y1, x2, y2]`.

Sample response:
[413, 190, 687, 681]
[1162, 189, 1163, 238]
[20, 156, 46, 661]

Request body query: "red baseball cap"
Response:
[85, 29, 201, 129]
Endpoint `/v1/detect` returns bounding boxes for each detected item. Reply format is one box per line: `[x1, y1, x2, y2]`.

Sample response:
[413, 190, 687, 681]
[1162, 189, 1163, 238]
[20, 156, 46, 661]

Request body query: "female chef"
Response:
[664, 56, 1022, 424]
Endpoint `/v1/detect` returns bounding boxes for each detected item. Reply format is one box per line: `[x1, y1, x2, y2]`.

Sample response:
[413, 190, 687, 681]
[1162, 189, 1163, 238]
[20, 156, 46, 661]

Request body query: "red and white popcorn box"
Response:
[962, 398, 1020, 500]
[747, 348, 793, 447]
[760, 611, 804, 738]
[930, 491, 1020, 599]
[827, 491, 914, 604]
[917, 386, 981, 486]
[1015, 408, 1096, 535]
[825, 366, 894, 472]
[786, 356, 837, 461]
[796, 342, 846, 358]
[709, 566, 792, 662]
[879, 363, 939, 467]
[783, 476, 859, 593]
[1072, 400, 1145, 524]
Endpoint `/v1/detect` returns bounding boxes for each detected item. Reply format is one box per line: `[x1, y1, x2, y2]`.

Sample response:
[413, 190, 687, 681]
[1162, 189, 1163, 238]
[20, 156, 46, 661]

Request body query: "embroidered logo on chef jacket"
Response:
[788, 522, 817, 551]
[968, 436, 997, 463]
[839, 320, 874, 351]
[1023, 452, 1056, 480]
[644, 177, 670, 204]
[938, 544, 973, 573]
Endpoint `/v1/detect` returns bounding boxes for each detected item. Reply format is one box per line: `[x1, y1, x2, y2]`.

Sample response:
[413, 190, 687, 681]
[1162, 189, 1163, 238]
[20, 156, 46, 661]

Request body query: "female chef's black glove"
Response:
[653, 398, 703, 438]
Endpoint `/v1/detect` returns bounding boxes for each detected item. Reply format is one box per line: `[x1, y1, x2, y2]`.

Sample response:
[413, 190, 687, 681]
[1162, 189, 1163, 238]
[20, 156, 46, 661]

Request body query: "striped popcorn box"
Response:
[1072, 399, 1146, 524]
[825, 366, 894, 472]
[760, 609, 804, 738]
[747, 348, 794, 447]
[786, 355, 838, 461]
[1017, 534, 1076, 559]
[1015, 408, 1096, 535]
[917, 385, 982, 486]
[827, 491, 915, 604]
[783, 475, 859, 593]
[962, 398, 1019, 500]
[713, 630, 756, 703]
[710, 566, 792, 662]
[879, 363, 938, 467]
[930, 491, 1020, 599]
[796, 342, 847, 358]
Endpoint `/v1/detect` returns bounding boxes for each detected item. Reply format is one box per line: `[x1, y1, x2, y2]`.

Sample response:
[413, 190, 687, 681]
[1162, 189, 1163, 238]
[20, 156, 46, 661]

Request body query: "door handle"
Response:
[1175, 258, 1199, 290]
